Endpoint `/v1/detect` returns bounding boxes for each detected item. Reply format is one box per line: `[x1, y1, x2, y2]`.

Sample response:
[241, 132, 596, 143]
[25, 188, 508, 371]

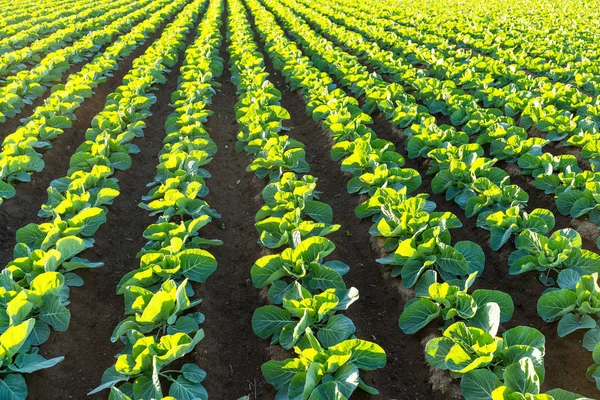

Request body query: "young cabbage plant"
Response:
[252, 282, 357, 349]
[427, 142, 484, 175]
[254, 174, 339, 248]
[261, 328, 386, 399]
[585, 335, 600, 390]
[535, 170, 598, 197]
[0, 318, 64, 399]
[338, 137, 406, 177]
[139, 215, 223, 255]
[484, 207, 555, 251]
[399, 271, 514, 334]
[518, 153, 581, 179]
[255, 210, 340, 249]
[246, 135, 310, 180]
[89, 329, 206, 399]
[488, 135, 548, 163]
[346, 164, 421, 196]
[354, 186, 432, 223]
[427, 322, 547, 399]
[430, 145, 509, 210]
[556, 183, 600, 222]
[361, 194, 452, 252]
[537, 272, 600, 337]
[111, 279, 204, 341]
[377, 224, 484, 288]
[145, 160, 212, 203]
[509, 229, 600, 285]
[17, 208, 107, 250]
[256, 173, 322, 221]
[38, 165, 120, 219]
[465, 178, 528, 220]
[405, 119, 469, 159]
[250, 236, 351, 303]
[462, 358, 588, 400]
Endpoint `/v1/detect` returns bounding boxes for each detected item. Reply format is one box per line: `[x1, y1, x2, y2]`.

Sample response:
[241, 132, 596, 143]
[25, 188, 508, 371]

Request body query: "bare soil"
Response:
[190, 7, 278, 398]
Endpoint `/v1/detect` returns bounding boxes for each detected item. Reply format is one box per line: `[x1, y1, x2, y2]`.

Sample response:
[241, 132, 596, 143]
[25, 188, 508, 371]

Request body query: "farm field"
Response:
[0, 0, 599, 399]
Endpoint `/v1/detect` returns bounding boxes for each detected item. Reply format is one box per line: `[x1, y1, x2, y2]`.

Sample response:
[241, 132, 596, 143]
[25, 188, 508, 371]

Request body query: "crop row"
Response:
[262, 0, 600, 393]
[0, 0, 81, 32]
[227, 0, 387, 397]
[0, 0, 158, 122]
[0, 0, 120, 56]
[0, 0, 129, 80]
[0, 0, 598, 398]
[375, 0, 600, 93]
[267, 0, 600, 374]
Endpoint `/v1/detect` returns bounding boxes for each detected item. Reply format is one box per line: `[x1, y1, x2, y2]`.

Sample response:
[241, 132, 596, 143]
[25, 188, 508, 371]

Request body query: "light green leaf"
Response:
[178, 249, 217, 283]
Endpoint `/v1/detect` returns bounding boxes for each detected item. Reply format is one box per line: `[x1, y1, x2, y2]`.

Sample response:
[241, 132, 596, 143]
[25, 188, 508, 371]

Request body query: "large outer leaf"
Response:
[0, 319, 34, 358]
[557, 314, 596, 337]
[546, 388, 594, 399]
[55, 236, 87, 263]
[398, 298, 441, 334]
[7, 353, 64, 373]
[537, 289, 577, 322]
[425, 336, 454, 369]
[467, 303, 500, 336]
[294, 236, 335, 263]
[252, 305, 292, 339]
[0, 374, 27, 400]
[503, 326, 545, 351]
[261, 359, 304, 390]
[88, 366, 128, 395]
[454, 241, 485, 275]
[328, 339, 386, 370]
[39, 296, 70, 331]
[178, 249, 217, 283]
[304, 200, 333, 223]
[472, 290, 514, 323]
[503, 357, 540, 395]
[437, 243, 469, 276]
[461, 369, 501, 400]
[168, 376, 208, 400]
[317, 314, 355, 347]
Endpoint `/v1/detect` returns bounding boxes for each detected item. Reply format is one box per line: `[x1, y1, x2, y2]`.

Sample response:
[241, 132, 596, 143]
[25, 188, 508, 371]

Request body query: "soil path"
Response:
[190, 3, 278, 398]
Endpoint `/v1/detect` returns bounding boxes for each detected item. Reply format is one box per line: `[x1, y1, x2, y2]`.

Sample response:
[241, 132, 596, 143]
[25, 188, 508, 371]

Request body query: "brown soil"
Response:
[189, 7, 278, 398]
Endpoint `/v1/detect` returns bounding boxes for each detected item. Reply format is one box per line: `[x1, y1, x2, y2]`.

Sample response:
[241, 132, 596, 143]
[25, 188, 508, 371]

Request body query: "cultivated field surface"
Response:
[0, 0, 599, 399]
